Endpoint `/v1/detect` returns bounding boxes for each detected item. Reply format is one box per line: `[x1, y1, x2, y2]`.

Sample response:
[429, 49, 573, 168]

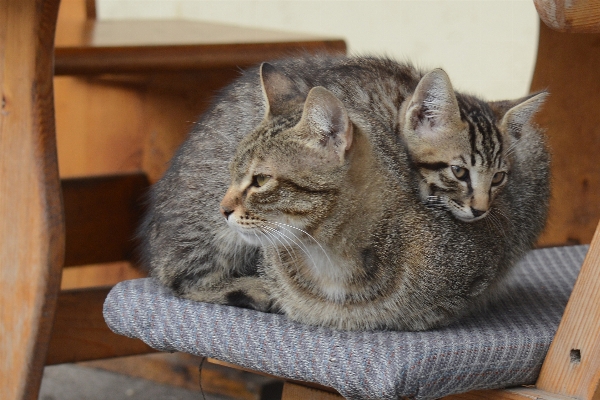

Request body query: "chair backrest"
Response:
[0, 1, 64, 399]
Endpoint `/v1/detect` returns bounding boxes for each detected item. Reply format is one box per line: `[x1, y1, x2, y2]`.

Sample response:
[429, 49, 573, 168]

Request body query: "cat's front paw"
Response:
[225, 288, 273, 312]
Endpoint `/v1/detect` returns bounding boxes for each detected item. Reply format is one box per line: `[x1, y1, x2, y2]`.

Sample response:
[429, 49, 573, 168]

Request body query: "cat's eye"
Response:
[252, 174, 271, 187]
[492, 172, 506, 185]
[451, 166, 469, 181]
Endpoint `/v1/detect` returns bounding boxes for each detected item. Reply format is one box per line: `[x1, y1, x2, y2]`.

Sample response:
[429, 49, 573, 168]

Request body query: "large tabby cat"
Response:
[140, 56, 550, 331]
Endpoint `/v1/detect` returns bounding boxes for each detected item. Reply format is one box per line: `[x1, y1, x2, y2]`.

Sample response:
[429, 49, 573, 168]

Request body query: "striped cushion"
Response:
[103, 245, 587, 399]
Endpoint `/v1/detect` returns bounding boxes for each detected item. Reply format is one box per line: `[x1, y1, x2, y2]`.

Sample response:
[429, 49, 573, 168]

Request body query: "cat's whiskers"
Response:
[484, 216, 493, 234]
[486, 210, 507, 239]
[262, 221, 320, 271]
[260, 225, 301, 269]
[261, 225, 297, 255]
[232, 235, 239, 273]
[425, 195, 447, 209]
[270, 221, 334, 270]
[493, 208, 512, 227]
[256, 229, 289, 269]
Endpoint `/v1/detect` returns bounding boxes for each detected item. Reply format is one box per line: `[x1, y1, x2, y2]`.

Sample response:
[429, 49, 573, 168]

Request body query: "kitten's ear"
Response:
[497, 91, 548, 139]
[260, 62, 303, 117]
[298, 86, 353, 162]
[405, 69, 461, 140]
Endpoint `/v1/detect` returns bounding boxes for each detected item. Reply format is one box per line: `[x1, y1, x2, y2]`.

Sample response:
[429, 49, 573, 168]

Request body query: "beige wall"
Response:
[98, 0, 539, 101]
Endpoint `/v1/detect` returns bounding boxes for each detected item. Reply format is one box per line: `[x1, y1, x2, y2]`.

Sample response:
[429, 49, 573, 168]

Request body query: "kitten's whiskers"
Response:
[487, 210, 507, 239]
[425, 195, 446, 209]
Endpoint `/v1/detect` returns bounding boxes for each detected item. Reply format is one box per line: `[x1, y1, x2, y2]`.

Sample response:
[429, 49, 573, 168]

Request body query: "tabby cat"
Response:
[140, 56, 550, 331]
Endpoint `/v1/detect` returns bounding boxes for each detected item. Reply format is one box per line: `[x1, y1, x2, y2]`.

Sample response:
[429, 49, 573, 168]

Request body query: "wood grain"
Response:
[54, 75, 147, 179]
[443, 387, 579, 400]
[534, 221, 600, 398]
[62, 173, 149, 266]
[54, 19, 346, 75]
[83, 353, 284, 400]
[57, 0, 88, 25]
[55, 40, 346, 75]
[531, 20, 600, 246]
[61, 261, 146, 290]
[45, 287, 156, 365]
[0, 0, 64, 399]
[281, 382, 344, 400]
[534, 0, 600, 33]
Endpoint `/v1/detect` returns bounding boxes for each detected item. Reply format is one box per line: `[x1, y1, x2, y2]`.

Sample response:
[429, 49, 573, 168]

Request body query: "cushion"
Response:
[103, 245, 587, 399]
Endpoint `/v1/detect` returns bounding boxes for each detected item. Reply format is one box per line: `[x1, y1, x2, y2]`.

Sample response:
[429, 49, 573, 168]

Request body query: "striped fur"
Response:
[140, 56, 550, 331]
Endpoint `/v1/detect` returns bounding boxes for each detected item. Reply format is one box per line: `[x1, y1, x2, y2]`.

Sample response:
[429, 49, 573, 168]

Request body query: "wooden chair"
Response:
[0, 1, 344, 398]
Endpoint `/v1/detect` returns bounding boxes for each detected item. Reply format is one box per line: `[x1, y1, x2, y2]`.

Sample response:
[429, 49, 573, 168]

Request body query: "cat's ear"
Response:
[405, 69, 461, 140]
[298, 86, 353, 162]
[260, 62, 303, 117]
[496, 91, 548, 140]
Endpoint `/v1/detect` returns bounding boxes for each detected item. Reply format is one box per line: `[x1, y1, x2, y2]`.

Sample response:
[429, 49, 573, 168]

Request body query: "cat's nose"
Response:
[221, 206, 234, 219]
[471, 208, 486, 218]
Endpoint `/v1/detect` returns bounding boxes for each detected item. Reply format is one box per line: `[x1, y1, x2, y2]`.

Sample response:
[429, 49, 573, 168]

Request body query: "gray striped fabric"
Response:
[103, 245, 587, 399]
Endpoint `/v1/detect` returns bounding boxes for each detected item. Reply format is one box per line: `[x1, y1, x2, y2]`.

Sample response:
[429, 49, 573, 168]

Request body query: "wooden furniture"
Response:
[0, 0, 345, 398]
[532, 0, 600, 246]
[0, 2, 63, 399]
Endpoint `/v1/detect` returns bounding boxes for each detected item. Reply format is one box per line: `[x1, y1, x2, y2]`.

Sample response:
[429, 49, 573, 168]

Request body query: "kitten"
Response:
[140, 56, 550, 331]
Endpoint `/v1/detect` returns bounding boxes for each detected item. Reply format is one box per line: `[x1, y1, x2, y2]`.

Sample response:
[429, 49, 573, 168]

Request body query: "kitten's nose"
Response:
[221, 206, 234, 219]
[471, 208, 486, 218]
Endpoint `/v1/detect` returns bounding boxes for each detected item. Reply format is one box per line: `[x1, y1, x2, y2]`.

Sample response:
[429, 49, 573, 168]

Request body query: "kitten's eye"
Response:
[492, 171, 506, 186]
[451, 166, 469, 181]
[252, 174, 271, 187]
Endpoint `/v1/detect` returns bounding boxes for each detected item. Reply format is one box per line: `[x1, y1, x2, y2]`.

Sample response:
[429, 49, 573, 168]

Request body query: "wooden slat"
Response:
[444, 387, 579, 400]
[61, 261, 146, 290]
[55, 40, 347, 75]
[0, 0, 64, 399]
[57, 0, 88, 24]
[54, 19, 346, 75]
[54, 69, 245, 183]
[46, 287, 156, 365]
[281, 383, 344, 400]
[208, 358, 341, 395]
[534, 0, 600, 33]
[62, 173, 149, 266]
[85, 0, 96, 20]
[531, 21, 600, 246]
[83, 353, 284, 400]
[534, 221, 600, 399]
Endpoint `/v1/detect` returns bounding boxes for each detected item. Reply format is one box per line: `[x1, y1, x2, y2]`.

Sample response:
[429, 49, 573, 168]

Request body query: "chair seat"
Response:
[103, 245, 587, 399]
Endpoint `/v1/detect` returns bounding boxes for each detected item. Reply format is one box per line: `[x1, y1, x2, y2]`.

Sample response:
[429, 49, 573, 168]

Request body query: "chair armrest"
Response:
[535, 219, 600, 398]
[534, 0, 600, 32]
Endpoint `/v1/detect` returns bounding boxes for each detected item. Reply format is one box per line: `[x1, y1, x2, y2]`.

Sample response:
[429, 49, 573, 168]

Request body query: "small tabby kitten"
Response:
[140, 56, 550, 331]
